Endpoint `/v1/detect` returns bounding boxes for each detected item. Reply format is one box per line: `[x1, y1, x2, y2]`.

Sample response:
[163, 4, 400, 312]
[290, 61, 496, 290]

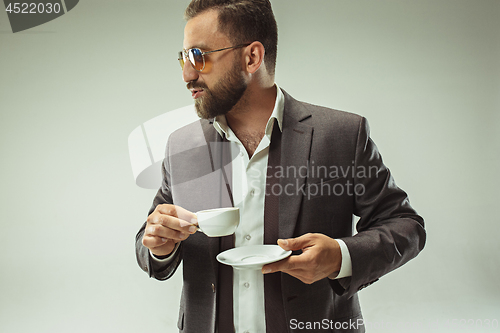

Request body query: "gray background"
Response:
[1, 0, 499, 332]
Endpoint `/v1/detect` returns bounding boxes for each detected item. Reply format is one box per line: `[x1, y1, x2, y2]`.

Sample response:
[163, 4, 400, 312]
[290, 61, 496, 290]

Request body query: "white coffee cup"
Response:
[196, 207, 239, 237]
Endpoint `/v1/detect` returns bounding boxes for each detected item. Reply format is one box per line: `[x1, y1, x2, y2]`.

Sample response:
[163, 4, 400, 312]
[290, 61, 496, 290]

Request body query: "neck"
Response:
[225, 83, 277, 135]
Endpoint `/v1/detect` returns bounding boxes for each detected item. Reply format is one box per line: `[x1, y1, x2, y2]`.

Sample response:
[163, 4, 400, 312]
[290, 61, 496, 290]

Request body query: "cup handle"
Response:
[194, 213, 202, 233]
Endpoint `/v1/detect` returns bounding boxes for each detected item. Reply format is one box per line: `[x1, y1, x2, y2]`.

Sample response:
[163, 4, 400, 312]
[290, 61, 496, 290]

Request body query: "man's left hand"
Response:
[262, 233, 342, 284]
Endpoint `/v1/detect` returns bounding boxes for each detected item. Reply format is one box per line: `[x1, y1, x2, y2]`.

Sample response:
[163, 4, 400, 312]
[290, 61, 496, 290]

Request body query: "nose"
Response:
[182, 59, 199, 83]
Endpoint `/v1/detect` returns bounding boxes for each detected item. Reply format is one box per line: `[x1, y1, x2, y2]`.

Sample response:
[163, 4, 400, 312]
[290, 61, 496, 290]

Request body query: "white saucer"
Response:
[217, 245, 292, 270]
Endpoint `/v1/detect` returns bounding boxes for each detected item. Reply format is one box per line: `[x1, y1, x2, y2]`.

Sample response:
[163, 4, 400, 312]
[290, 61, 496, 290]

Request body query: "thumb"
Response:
[277, 234, 313, 251]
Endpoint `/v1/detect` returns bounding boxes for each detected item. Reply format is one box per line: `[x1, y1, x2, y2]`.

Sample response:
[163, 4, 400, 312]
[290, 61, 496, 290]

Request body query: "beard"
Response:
[189, 60, 247, 119]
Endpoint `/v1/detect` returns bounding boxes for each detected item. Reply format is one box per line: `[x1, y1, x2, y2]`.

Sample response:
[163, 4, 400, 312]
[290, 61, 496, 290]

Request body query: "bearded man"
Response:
[135, 1, 426, 332]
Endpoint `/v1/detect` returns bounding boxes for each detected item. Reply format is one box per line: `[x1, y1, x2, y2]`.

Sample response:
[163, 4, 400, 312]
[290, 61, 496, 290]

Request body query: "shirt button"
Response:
[249, 189, 255, 196]
[243, 331, 250, 333]
[244, 282, 250, 288]
[245, 234, 251, 241]
[211, 283, 216, 293]
[239, 151, 244, 157]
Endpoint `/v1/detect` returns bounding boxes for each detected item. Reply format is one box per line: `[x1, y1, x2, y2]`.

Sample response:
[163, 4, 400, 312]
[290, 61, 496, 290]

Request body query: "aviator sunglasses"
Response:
[178, 43, 251, 72]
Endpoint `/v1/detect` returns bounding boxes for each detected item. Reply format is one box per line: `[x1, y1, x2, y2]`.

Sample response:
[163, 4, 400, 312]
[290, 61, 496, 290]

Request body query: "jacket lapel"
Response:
[279, 90, 313, 240]
[200, 120, 235, 281]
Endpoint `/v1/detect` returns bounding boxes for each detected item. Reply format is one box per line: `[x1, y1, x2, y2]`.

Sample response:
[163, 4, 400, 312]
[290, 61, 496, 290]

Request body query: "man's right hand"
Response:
[142, 204, 198, 257]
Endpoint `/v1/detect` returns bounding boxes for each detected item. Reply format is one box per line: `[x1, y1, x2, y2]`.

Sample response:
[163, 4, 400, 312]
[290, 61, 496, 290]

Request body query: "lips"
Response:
[190, 88, 205, 99]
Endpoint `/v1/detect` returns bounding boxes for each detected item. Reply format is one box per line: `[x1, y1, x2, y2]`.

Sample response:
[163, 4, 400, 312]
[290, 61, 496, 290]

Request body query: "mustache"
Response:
[187, 82, 208, 90]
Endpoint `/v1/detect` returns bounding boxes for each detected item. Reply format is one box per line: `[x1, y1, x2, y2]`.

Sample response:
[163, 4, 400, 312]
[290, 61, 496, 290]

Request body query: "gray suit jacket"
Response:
[135, 89, 426, 332]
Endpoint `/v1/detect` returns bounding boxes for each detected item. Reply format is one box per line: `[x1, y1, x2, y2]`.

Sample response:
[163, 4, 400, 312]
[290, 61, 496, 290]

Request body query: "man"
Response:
[135, 0, 426, 332]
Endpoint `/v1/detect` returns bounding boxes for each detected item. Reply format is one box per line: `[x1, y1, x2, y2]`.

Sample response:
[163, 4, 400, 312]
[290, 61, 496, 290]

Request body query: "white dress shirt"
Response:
[151, 85, 352, 333]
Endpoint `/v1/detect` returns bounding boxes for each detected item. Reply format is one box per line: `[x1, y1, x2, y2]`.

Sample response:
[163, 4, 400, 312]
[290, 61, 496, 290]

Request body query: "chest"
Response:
[233, 130, 264, 157]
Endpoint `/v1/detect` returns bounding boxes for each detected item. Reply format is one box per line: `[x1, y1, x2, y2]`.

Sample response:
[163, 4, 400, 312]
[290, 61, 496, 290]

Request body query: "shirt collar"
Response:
[213, 84, 284, 139]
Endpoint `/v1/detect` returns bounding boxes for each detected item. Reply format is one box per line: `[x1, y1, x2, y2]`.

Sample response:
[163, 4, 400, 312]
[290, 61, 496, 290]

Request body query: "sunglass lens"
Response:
[188, 48, 204, 71]
[178, 52, 185, 69]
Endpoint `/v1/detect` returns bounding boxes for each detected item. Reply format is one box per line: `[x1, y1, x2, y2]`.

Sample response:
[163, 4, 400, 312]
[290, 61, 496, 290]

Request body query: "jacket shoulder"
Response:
[166, 118, 215, 156]
[304, 101, 363, 128]
[282, 89, 364, 132]
[169, 118, 211, 141]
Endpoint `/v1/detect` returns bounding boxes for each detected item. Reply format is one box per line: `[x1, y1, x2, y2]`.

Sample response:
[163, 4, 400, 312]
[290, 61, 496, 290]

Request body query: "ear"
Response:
[244, 41, 265, 74]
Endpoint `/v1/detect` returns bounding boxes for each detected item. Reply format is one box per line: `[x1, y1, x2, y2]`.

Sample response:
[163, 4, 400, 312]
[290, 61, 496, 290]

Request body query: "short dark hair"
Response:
[185, 0, 278, 76]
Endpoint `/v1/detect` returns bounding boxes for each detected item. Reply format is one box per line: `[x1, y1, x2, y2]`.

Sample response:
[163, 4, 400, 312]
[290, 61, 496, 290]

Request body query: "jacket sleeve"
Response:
[135, 138, 183, 281]
[330, 117, 426, 298]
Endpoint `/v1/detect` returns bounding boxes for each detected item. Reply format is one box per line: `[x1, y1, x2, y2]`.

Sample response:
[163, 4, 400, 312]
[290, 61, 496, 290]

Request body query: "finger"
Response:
[173, 205, 198, 225]
[145, 224, 190, 241]
[262, 258, 322, 285]
[153, 205, 198, 233]
[277, 233, 315, 251]
[262, 260, 285, 274]
[262, 249, 317, 273]
[144, 236, 177, 257]
[163, 215, 198, 234]
[156, 204, 198, 225]
[142, 234, 168, 249]
[262, 255, 298, 274]
[148, 212, 197, 235]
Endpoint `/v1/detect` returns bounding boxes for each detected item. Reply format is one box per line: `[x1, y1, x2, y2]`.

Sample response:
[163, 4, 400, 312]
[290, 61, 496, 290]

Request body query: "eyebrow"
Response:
[184, 43, 210, 51]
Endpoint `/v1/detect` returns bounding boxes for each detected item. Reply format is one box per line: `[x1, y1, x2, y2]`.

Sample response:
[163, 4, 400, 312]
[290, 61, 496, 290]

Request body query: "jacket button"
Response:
[212, 283, 216, 293]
